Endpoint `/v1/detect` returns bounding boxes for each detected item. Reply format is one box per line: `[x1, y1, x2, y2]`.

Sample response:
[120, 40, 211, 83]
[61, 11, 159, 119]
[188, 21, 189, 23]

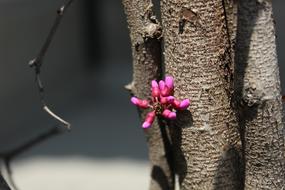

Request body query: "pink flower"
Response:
[151, 80, 160, 97]
[131, 76, 190, 128]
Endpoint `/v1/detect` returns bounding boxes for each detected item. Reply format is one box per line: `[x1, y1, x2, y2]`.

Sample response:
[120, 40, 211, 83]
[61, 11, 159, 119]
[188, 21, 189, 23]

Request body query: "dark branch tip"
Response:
[57, 6, 65, 15]
[28, 58, 37, 67]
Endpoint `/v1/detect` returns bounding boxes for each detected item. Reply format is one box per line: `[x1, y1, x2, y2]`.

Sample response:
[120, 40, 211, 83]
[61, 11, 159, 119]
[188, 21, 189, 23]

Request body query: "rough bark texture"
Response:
[235, 0, 285, 189]
[122, 1, 174, 189]
[223, 0, 238, 66]
[0, 174, 10, 190]
[161, 0, 242, 189]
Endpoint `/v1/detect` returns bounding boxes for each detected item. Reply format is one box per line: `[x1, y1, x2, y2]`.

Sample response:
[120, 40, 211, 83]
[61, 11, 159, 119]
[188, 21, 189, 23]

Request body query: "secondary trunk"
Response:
[161, 0, 242, 189]
[122, 0, 175, 189]
[235, 0, 285, 189]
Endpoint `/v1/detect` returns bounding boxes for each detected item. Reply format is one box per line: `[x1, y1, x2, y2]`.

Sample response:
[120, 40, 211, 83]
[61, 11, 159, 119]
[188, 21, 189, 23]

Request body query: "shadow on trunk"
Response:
[213, 145, 243, 190]
[169, 110, 192, 186]
[233, 0, 264, 188]
[151, 165, 172, 190]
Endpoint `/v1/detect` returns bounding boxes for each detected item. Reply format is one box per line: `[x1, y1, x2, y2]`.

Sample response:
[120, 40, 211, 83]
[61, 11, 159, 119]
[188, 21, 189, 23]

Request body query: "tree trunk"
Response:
[160, 0, 242, 189]
[122, 0, 175, 189]
[223, 0, 238, 64]
[123, 0, 285, 189]
[235, 0, 285, 189]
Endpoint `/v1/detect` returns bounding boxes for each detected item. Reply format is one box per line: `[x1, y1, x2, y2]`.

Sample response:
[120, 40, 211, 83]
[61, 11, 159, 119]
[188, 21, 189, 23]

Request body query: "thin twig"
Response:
[0, 1, 75, 188]
[0, 173, 11, 190]
[29, 0, 75, 129]
[0, 127, 62, 160]
[43, 106, 71, 129]
[28, 0, 75, 68]
[3, 160, 17, 190]
[0, 127, 63, 190]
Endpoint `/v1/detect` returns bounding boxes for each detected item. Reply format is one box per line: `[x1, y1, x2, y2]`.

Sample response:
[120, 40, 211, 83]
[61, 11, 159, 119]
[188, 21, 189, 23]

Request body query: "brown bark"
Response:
[223, 0, 238, 65]
[122, 0, 174, 189]
[161, 0, 242, 189]
[235, 0, 285, 189]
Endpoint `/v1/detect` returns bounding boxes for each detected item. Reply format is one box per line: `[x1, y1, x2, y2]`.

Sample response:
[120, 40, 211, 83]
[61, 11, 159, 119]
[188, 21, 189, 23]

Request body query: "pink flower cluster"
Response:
[131, 76, 190, 129]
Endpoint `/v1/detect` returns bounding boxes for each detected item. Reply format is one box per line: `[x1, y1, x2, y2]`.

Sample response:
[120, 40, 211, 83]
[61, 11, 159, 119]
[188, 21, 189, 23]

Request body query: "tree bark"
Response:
[122, 0, 175, 189]
[161, 0, 242, 189]
[235, 0, 285, 189]
[223, 0, 238, 65]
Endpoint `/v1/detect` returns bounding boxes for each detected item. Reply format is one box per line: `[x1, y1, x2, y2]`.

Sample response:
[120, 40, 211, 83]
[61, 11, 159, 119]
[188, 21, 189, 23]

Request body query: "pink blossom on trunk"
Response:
[131, 76, 190, 128]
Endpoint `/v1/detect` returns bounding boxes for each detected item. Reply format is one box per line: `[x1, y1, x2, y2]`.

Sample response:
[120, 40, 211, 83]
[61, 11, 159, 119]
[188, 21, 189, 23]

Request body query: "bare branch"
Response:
[0, 174, 11, 190]
[0, 1, 75, 188]
[0, 127, 63, 190]
[43, 106, 71, 130]
[29, 0, 75, 129]
[0, 127, 63, 160]
[3, 160, 17, 190]
[28, 0, 75, 68]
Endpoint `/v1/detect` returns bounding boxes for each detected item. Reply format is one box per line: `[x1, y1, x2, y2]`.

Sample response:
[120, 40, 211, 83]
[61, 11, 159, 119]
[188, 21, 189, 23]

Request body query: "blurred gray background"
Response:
[0, 0, 284, 189]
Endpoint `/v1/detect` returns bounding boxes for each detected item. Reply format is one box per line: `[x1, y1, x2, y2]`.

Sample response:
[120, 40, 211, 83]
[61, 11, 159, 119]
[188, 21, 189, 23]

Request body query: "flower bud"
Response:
[172, 99, 181, 109]
[142, 121, 151, 129]
[179, 99, 190, 110]
[160, 97, 168, 104]
[168, 112, 176, 120]
[162, 109, 171, 118]
[142, 111, 155, 128]
[161, 86, 171, 96]
[159, 80, 165, 90]
[130, 97, 139, 105]
[162, 109, 176, 120]
[139, 100, 149, 108]
[151, 87, 160, 97]
[151, 80, 159, 88]
[165, 76, 174, 90]
[167, 96, 175, 103]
